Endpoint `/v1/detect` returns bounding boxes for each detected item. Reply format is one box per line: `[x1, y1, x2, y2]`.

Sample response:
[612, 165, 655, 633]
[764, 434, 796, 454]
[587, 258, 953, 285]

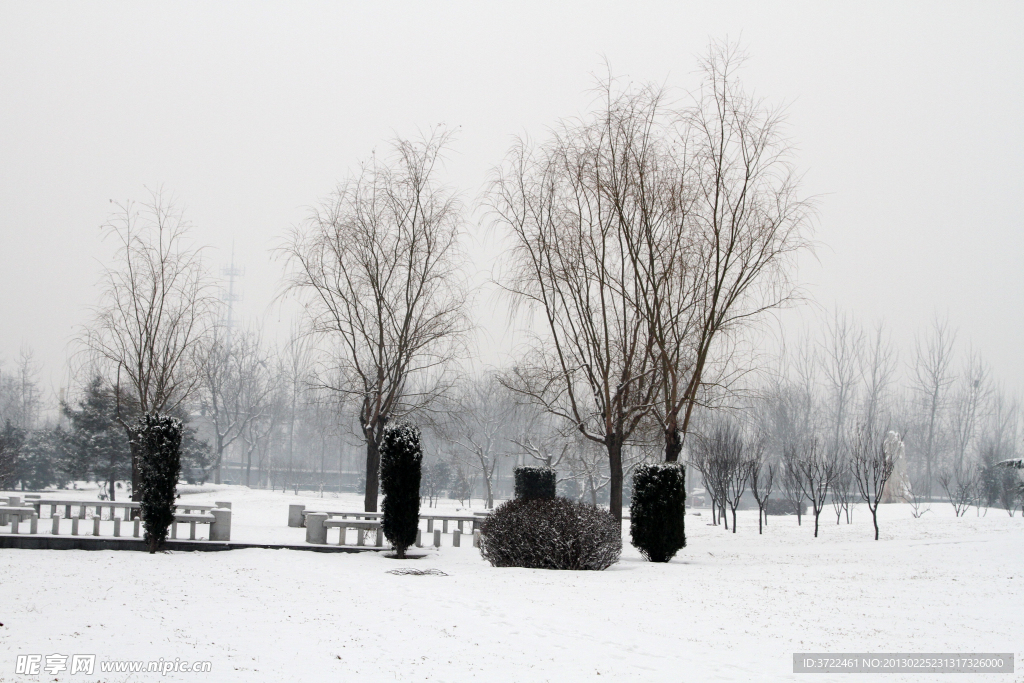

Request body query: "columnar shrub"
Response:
[513, 466, 556, 500]
[630, 463, 686, 563]
[131, 414, 183, 554]
[379, 422, 423, 558]
[480, 497, 621, 570]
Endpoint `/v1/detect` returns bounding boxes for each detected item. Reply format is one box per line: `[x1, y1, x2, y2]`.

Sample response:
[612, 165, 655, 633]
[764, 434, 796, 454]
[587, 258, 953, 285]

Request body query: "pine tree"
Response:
[379, 423, 423, 558]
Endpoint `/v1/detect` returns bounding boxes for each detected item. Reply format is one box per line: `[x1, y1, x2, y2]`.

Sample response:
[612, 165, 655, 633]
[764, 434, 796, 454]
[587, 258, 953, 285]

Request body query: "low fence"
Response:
[0, 496, 232, 542]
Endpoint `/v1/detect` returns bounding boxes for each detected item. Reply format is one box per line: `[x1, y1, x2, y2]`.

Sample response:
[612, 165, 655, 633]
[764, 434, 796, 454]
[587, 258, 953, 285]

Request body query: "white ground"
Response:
[1, 486, 1021, 683]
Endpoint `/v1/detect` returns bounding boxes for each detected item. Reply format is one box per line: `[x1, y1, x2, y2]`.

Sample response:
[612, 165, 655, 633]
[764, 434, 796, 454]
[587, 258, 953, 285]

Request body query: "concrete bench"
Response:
[304, 512, 383, 547]
[289, 504, 382, 527]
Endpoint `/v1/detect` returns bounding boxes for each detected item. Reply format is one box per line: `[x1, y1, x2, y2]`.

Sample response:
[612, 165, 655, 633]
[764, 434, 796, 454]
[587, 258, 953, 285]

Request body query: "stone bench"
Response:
[305, 513, 382, 547]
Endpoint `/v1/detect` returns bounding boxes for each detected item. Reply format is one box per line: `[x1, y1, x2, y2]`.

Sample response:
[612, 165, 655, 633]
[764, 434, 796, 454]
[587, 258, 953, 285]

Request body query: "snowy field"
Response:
[1, 486, 1022, 682]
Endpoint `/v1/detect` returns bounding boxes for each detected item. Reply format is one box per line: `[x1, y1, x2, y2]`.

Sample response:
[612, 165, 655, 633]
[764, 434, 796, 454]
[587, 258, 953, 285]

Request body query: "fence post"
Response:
[433, 529, 441, 548]
[52, 515, 60, 535]
[288, 504, 305, 528]
[133, 518, 140, 538]
[416, 529, 422, 547]
[305, 512, 328, 544]
[72, 518, 79, 536]
[453, 529, 461, 547]
[93, 517, 101, 536]
[30, 513, 38, 535]
[211, 508, 232, 542]
[473, 530, 481, 548]
[113, 518, 121, 537]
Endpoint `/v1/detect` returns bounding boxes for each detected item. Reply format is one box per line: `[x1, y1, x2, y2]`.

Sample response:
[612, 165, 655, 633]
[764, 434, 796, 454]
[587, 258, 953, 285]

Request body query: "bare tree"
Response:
[938, 465, 976, 517]
[283, 131, 469, 512]
[910, 317, 957, 500]
[81, 189, 214, 500]
[199, 325, 272, 484]
[748, 444, 774, 534]
[449, 375, 518, 509]
[491, 92, 660, 522]
[851, 427, 901, 539]
[858, 321, 898, 435]
[820, 309, 862, 453]
[787, 438, 840, 538]
[830, 455, 854, 525]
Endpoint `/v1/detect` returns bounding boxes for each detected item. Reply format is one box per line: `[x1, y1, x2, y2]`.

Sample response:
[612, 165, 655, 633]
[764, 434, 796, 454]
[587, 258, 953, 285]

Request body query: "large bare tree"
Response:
[283, 132, 469, 512]
[651, 43, 812, 462]
[82, 189, 214, 500]
[490, 83, 661, 522]
[910, 316, 957, 499]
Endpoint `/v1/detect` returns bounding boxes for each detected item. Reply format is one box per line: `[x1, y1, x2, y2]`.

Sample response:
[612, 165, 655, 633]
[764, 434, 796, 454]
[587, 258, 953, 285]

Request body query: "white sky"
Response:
[1, 2, 1022, 403]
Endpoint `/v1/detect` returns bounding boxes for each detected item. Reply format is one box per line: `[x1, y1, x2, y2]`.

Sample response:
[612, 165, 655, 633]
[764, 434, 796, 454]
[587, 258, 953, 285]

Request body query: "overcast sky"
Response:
[1, 2, 1022, 403]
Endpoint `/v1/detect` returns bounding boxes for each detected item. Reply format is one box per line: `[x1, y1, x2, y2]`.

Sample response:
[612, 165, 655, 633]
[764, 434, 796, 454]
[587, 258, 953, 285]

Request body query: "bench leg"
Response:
[427, 519, 433, 533]
[113, 518, 121, 537]
[357, 529, 365, 546]
[72, 518, 79, 536]
[133, 519, 140, 538]
[30, 514, 38, 534]
[433, 529, 441, 548]
[52, 515, 60, 535]
[171, 522, 177, 539]
[93, 517, 101, 536]
[190, 521, 197, 540]
[416, 529, 422, 547]
[78, 506, 86, 520]
[10, 516, 17, 534]
[65, 505, 71, 519]
[473, 530, 481, 548]
[453, 529, 461, 547]
[375, 528, 383, 547]
[443, 520, 449, 534]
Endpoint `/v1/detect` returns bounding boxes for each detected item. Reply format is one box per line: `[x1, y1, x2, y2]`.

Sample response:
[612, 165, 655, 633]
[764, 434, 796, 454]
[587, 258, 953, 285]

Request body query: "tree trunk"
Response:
[607, 436, 623, 521]
[872, 507, 879, 540]
[731, 507, 737, 533]
[813, 510, 820, 538]
[364, 435, 380, 512]
[245, 450, 252, 488]
[664, 426, 683, 463]
[758, 506, 763, 534]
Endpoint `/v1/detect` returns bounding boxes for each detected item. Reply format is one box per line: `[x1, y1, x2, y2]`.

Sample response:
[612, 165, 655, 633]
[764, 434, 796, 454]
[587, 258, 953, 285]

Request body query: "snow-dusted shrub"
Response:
[480, 497, 621, 570]
[131, 414, 182, 554]
[379, 422, 423, 558]
[513, 466, 556, 500]
[764, 498, 807, 516]
[630, 463, 686, 563]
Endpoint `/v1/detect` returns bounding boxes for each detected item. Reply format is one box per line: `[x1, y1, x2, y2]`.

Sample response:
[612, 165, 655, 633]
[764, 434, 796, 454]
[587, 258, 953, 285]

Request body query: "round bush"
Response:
[480, 497, 621, 570]
[513, 466, 556, 500]
[630, 463, 686, 563]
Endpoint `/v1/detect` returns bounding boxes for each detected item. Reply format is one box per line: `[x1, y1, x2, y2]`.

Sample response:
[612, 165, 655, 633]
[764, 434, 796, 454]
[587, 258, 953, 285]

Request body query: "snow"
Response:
[1, 487, 1021, 682]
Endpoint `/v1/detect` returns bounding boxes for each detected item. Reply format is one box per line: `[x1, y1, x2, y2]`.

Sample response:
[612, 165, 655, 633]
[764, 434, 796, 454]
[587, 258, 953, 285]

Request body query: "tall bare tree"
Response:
[910, 316, 957, 500]
[199, 325, 272, 484]
[651, 43, 812, 462]
[82, 189, 214, 500]
[490, 84, 661, 521]
[283, 132, 469, 512]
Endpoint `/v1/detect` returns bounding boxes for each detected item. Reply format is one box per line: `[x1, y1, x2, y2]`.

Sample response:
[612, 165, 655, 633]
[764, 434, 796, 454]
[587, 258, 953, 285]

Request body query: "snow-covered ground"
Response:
[1, 486, 1021, 682]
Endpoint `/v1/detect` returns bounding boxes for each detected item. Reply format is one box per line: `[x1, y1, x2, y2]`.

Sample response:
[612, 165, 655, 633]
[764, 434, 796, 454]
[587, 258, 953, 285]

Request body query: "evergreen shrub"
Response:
[630, 463, 686, 563]
[379, 422, 423, 558]
[480, 497, 621, 570]
[513, 466, 556, 500]
[132, 414, 182, 554]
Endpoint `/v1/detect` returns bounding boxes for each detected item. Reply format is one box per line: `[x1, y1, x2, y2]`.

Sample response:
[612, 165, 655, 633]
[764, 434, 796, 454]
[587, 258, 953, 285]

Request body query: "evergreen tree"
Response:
[379, 422, 423, 558]
[63, 376, 132, 499]
[132, 414, 183, 553]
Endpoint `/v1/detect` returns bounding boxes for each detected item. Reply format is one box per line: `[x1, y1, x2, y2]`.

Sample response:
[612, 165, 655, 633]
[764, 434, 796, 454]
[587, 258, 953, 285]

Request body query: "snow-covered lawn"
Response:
[1, 487, 1021, 682]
